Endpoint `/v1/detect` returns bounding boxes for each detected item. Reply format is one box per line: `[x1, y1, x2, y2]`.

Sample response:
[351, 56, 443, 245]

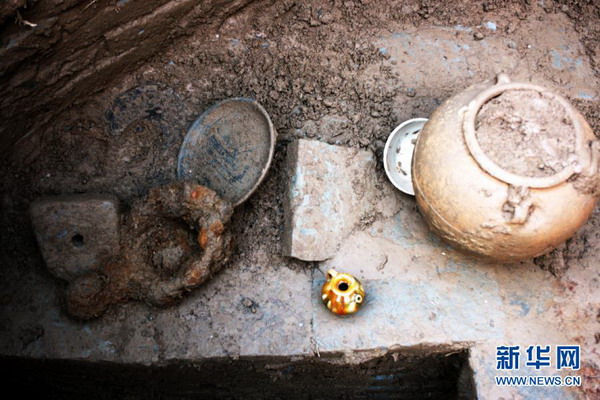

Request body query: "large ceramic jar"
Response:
[412, 74, 600, 261]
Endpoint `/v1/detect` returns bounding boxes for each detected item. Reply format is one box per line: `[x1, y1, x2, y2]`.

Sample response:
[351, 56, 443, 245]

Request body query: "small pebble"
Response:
[241, 298, 252, 307]
[474, 32, 485, 41]
[359, 137, 371, 146]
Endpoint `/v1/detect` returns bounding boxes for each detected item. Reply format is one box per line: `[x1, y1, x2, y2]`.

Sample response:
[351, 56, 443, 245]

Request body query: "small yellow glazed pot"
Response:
[321, 269, 365, 315]
[412, 74, 600, 262]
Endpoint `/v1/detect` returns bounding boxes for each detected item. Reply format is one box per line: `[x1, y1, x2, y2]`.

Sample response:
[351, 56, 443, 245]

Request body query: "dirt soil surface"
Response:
[2, 1, 598, 265]
[1, 0, 600, 396]
[476, 89, 577, 178]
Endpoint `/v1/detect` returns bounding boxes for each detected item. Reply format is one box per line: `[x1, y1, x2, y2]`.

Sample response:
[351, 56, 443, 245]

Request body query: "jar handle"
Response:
[573, 140, 600, 197]
[503, 185, 533, 225]
[496, 74, 511, 85]
[581, 140, 600, 177]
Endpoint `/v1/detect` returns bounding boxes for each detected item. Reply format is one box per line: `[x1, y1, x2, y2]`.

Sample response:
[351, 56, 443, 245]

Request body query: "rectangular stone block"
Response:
[30, 194, 121, 280]
[283, 139, 376, 261]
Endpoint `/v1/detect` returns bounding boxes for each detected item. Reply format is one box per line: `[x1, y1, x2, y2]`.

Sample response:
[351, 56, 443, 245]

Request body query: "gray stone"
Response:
[282, 139, 378, 261]
[30, 194, 121, 280]
[0, 254, 313, 364]
[155, 260, 313, 360]
[313, 221, 506, 353]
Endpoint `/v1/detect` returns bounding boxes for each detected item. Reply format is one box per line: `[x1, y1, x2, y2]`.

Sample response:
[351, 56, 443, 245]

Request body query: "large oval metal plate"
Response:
[178, 98, 276, 206]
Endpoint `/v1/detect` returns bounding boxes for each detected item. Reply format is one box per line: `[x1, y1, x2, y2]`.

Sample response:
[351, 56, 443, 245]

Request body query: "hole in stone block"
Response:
[71, 234, 84, 248]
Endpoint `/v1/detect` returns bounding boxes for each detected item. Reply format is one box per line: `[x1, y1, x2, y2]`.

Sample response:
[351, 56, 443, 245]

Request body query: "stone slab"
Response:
[30, 194, 121, 280]
[283, 139, 377, 261]
[313, 221, 506, 353]
[313, 209, 596, 399]
[0, 254, 313, 364]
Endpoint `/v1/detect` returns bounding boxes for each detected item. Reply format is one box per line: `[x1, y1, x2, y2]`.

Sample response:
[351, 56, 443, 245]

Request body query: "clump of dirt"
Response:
[475, 89, 577, 178]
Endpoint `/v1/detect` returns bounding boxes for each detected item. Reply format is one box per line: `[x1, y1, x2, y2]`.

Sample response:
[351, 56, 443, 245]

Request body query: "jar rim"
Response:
[462, 77, 589, 188]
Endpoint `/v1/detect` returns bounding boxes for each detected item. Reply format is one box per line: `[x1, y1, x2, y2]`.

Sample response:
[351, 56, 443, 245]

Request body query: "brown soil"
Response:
[0, 2, 599, 397]
[0, 1, 599, 373]
[0, 0, 598, 299]
[475, 89, 577, 178]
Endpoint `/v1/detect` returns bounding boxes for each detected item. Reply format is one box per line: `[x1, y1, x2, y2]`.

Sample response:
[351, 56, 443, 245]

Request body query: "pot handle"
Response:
[495, 73, 511, 85]
[503, 185, 533, 225]
[581, 140, 600, 177]
[573, 140, 600, 197]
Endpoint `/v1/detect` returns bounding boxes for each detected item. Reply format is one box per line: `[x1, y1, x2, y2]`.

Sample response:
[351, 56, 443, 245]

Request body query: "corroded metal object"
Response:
[412, 74, 600, 261]
[321, 269, 365, 316]
[64, 182, 233, 319]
